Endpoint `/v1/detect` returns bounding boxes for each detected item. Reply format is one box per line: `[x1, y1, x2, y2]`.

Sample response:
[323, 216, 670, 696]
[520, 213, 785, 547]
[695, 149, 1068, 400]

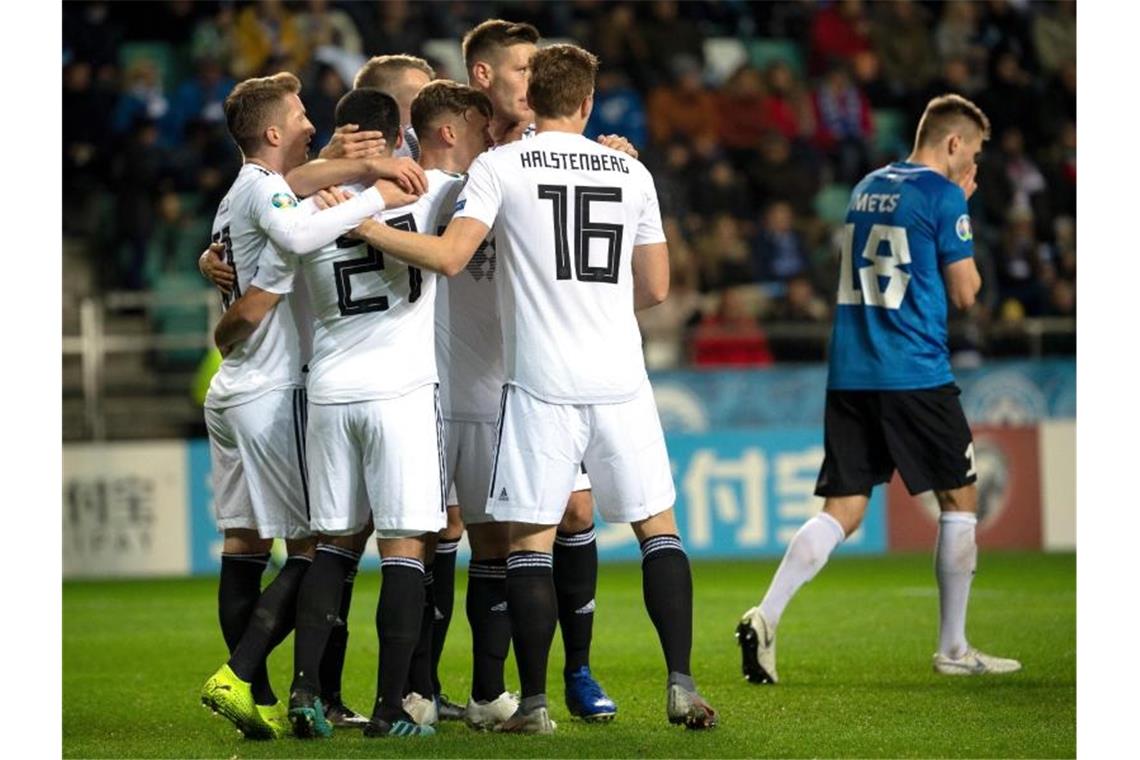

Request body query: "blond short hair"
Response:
[915, 93, 992, 148]
[353, 54, 435, 91]
[223, 72, 301, 154]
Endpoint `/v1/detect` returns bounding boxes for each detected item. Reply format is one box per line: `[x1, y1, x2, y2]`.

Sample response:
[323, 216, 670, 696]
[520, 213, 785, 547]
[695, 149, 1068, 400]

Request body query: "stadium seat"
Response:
[813, 184, 853, 226]
[748, 39, 804, 76]
[703, 37, 749, 85]
[872, 108, 908, 162]
[151, 273, 212, 368]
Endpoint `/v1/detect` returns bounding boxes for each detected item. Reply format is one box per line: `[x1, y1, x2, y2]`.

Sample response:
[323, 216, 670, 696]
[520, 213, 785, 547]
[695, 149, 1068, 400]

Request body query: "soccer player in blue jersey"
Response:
[737, 94, 1022, 681]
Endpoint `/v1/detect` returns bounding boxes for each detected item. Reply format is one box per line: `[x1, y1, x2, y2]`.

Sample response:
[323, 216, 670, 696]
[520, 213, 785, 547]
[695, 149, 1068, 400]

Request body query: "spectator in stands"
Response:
[850, 49, 894, 109]
[995, 206, 1050, 317]
[164, 55, 234, 144]
[752, 202, 811, 284]
[296, 0, 363, 56]
[642, 0, 706, 86]
[696, 214, 755, 292]
[692, 160, 754, 222]
[935, 1, 987, 72]
[766, 275, 830, 362]
[190, 4, 236, 68]
[717, 65, 769, 161]
[231, 0, 308, 78]
[1032, 0, 1076, 74]
[760, 61, 816, 144]
[745, 131, 819, 217]
[110, 119, 165, 291]
[692, 287, 773, 367]
[978, 51, 1039, 151]
[870, 1, 937, 101]
[585, 67, 648, 151]
[112, 56, 169, 139]
[978, 0, 1039, 75]
[1039, 59, 1076, 145]
[1044, 122, 1076, 221]
[812, 63, 873, 183]
[63, 60, 115, 193]
[647, 54, 720, 147]
[586, 2, 653, 91]
[808, 0, 872, 76]
[303, 64, 349, 152]
[644, 140, 697, 228]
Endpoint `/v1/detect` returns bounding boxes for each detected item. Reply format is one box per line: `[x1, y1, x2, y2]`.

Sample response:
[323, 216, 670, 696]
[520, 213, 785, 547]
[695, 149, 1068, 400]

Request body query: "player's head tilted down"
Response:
[334, 87, 402, 154]
[410, 80, 494, 169]
[913, 93, 992, 183]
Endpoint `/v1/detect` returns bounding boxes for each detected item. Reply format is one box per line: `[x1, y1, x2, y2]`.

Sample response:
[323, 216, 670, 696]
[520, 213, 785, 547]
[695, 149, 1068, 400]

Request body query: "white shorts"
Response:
[306, 384, 447, 537]
[205, 387, 312, 540]
[445, 419, 593, 523]
[486, 382, 674, 526]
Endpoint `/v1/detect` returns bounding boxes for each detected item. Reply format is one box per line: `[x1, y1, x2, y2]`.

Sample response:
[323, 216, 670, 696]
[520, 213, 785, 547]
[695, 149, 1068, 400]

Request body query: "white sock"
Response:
[758, 512, 846, 629]
[935, 512, 978, 658]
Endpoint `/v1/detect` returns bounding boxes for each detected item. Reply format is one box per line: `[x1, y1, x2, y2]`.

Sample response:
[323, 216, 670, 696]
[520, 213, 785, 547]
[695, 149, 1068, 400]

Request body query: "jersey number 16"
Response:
[538, 184, 623, 284]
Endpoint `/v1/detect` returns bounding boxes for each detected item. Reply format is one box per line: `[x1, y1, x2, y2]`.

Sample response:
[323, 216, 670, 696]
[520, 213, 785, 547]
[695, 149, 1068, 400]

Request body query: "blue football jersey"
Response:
[827, 162, 974, 390]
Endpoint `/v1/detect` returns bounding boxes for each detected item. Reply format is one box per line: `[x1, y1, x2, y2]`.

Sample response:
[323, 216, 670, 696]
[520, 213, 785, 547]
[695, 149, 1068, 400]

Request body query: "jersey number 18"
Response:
[836, 223, 912, 310]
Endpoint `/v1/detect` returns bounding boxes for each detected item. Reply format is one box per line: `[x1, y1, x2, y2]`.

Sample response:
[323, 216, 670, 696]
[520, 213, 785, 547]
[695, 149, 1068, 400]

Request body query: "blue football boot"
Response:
[564, 666, 617, 722]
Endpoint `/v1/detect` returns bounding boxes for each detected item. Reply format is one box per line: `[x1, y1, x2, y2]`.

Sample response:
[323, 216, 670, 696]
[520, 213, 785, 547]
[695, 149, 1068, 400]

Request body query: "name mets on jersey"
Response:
[520, 150, 630, 173]
[827, 161, 974, 391]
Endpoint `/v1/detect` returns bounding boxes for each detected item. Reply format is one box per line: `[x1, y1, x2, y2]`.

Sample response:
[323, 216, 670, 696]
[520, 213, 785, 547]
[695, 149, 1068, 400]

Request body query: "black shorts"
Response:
[814, 383, 976, 498]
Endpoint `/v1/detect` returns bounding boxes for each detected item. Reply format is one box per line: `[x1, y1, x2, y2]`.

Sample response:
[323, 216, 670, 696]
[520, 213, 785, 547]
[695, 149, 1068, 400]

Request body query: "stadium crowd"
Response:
[63, 0, 1076, 365]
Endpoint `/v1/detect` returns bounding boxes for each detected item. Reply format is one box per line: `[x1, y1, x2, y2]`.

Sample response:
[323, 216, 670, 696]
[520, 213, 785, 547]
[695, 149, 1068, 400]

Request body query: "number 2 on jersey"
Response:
[332, 213, 422, 316]
[537, 184, 623, 284]
[837, 223, 912, 309]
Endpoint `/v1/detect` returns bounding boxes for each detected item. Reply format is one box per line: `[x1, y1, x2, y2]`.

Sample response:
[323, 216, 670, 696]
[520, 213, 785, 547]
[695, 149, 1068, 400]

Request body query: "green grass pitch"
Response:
[63, 552, 1074, 758]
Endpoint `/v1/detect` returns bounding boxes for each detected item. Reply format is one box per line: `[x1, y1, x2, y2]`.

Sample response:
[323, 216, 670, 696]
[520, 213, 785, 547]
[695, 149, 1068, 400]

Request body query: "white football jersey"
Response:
[205, 164, 306, 410]
[434, 123, 535, 422]
[454, 130, 666, 404]
[302, 169, 466, 404]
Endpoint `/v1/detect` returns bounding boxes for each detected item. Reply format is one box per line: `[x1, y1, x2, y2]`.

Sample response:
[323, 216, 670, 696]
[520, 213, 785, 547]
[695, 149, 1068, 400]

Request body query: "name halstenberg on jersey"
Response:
[519, 150, 630, 173]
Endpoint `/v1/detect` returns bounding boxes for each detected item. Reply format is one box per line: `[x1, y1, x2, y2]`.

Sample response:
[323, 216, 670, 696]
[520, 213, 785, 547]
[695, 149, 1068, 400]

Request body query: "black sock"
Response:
[553, 524, 598, 677]
[375, 557, 426, 723]
[430, 538, 459, 695]
[290, 545, 360, 695]
[405, 565, 436, 698]
[218, 554, 270, 698]
[218, 553, 269, 650]
[640, 535, 693, 677]
[466, 559, 510, 702]
[229, 555, 312, 703]
[319, 567, 356, 705]
[506, 551, 557, 701]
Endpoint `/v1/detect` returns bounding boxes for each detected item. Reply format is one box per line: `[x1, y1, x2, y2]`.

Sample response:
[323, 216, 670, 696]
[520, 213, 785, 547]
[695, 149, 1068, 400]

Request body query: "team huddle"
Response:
[195, 16, 1019, 746]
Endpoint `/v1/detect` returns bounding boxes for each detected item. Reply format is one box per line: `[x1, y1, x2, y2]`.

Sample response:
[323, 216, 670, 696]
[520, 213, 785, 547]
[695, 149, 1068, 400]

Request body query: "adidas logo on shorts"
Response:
[497, 487, 509, 501]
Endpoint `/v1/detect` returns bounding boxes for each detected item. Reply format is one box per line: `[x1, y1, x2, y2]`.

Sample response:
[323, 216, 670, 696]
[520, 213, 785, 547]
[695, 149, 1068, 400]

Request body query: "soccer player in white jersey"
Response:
[346, 44, 718, 734]
[211, 85, 493, 739]
[197, 72, 418, 740]
[352, 54, 434, 161]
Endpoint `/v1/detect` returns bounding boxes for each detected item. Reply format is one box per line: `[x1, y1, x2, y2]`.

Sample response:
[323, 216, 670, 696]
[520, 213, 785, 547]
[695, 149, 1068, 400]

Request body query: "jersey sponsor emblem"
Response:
[271, 192, 298, 209]
[955, 214, 973, 242]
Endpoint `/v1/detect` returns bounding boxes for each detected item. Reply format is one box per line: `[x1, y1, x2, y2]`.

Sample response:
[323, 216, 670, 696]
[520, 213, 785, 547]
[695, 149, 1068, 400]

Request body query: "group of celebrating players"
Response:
[194, 14, 1020, 745]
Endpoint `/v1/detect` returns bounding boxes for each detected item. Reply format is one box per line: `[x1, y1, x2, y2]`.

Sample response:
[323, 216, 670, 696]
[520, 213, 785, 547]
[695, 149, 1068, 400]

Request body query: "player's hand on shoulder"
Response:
[597, 133, 639, 159]
[313, 185, 355, 210]
[319, 123, 387, 160]
[367, 156, 428, 196]
[373, 177, 421, 209]
[199, 242, 235, 293]
[957, 163, 978, 200]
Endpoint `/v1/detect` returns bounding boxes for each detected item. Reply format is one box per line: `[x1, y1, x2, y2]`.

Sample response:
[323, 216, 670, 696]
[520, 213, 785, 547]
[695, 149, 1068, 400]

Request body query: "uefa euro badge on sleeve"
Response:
[271, 192, 298, 209]
[955, 214, 973, 242]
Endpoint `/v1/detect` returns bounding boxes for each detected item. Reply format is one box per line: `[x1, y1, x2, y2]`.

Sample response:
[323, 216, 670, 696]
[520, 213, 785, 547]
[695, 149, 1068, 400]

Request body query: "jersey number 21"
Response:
[836, 223, 911, 310]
